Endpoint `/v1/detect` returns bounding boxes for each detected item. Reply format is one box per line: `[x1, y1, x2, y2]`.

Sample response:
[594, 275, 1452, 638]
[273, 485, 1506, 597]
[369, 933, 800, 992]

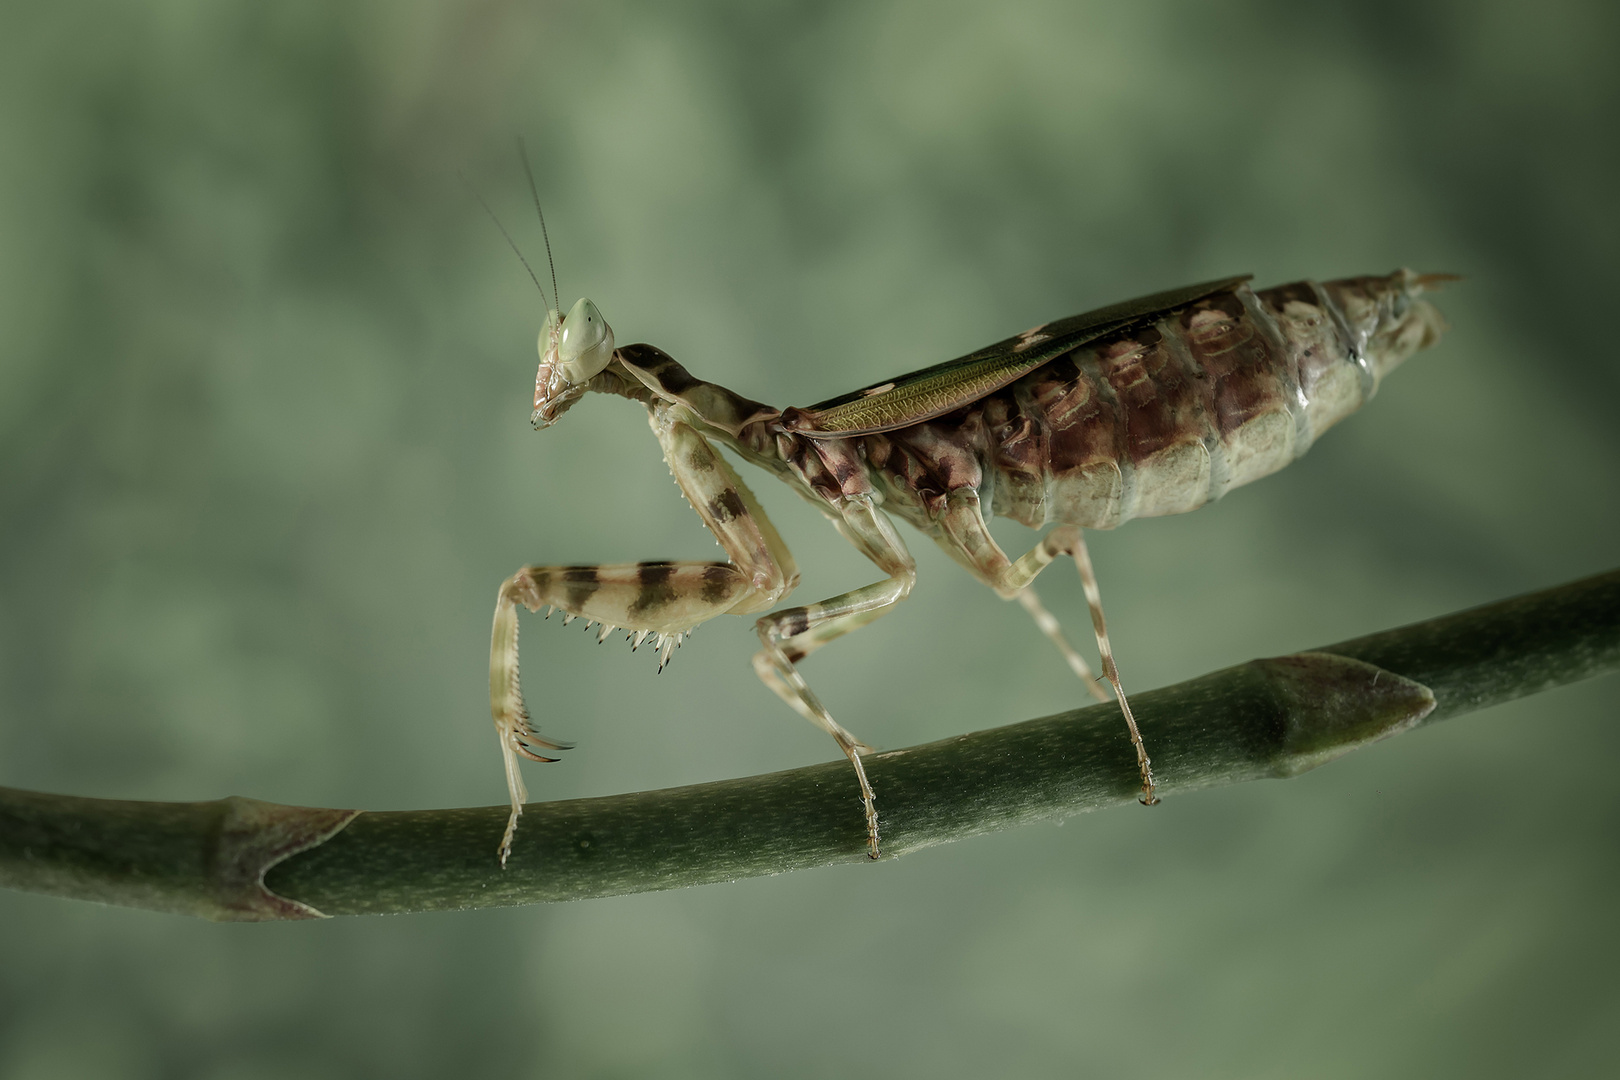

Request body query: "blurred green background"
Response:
[2, 0, 1617, 1076]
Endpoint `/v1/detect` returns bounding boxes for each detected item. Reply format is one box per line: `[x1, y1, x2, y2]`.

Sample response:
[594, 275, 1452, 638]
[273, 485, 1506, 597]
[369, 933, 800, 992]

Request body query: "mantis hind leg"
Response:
[934, 491, 1159, 806]
[1015, 588, 1111, 704]
[750, 496, 917, 859]
[1057, 527, 1159, 806]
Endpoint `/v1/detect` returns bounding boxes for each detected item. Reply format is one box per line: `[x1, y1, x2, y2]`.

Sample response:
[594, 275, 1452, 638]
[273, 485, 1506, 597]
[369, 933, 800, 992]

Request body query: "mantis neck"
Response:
[594, 344, 793, 475]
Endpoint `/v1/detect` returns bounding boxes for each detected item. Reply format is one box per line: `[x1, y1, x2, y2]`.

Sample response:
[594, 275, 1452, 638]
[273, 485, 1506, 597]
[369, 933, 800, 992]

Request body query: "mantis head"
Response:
[532, 296, 615, 429]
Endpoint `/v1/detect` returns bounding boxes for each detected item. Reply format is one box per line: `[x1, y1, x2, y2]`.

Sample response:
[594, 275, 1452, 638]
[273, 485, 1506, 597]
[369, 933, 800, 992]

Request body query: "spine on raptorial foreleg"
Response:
[1019, 269, 1449, 531]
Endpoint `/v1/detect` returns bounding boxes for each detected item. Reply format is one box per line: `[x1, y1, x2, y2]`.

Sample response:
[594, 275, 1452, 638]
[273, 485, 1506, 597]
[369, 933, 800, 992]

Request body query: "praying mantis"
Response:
[483, 195, 1451, 867]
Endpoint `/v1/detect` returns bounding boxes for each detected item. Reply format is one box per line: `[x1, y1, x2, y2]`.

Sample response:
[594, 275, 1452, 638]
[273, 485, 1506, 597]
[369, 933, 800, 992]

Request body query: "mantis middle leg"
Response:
[750, 495, 917, 859]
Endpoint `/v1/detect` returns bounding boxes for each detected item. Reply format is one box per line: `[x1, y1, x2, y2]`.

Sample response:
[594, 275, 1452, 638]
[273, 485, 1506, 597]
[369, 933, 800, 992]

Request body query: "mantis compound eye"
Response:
[556, 297, 614, 383]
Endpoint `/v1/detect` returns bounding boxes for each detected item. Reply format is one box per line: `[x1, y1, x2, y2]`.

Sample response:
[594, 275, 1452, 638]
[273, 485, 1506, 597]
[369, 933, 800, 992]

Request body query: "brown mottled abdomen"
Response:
[985, 272, 1440, 530]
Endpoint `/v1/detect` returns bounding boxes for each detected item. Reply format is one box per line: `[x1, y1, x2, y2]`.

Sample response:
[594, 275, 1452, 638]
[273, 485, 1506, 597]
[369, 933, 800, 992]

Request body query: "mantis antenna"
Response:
[462, 172, 554, 313]
[516, 138, 560, 314]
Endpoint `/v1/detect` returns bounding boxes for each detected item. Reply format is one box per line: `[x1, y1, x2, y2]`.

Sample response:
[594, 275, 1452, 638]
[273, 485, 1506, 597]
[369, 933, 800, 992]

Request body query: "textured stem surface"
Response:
[2, 569, 1615, 920]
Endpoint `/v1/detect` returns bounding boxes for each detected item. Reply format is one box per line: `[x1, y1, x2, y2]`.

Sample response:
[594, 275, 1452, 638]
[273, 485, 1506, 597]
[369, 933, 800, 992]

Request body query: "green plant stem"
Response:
[3, 569, 1616, 921]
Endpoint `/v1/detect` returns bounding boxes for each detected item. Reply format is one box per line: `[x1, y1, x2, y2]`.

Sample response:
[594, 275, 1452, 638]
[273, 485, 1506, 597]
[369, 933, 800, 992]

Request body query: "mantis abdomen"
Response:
[857, 271, 1448, 533]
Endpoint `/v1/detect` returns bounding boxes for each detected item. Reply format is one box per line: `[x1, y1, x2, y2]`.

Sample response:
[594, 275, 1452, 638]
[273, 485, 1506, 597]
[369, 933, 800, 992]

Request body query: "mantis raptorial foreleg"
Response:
[750, 495, 916, 859]
[932, 494, 1157, 804]
[489, 406, 798, 866]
